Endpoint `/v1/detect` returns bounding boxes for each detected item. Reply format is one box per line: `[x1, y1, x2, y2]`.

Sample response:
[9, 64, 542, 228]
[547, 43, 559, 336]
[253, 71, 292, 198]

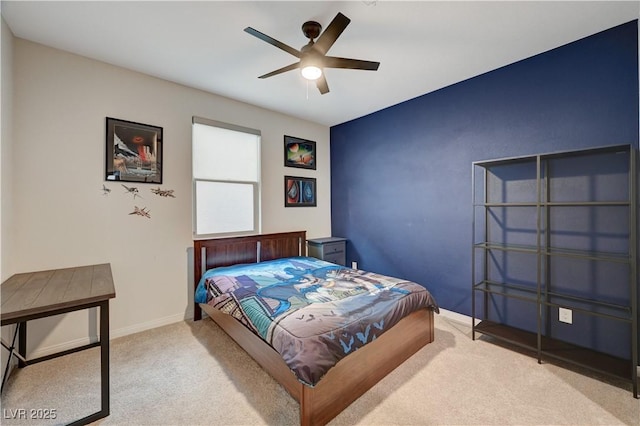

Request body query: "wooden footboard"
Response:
[299, 307, 434, 426]
[193, 231, 436, 425]
[201, 303, 434, 426]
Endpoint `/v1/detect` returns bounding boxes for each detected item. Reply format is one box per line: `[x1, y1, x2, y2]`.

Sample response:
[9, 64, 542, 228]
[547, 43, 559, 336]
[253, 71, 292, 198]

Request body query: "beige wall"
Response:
[1, 16, 14, 282]
[10, 38, 331, 357]
[1, 15, 15, 371]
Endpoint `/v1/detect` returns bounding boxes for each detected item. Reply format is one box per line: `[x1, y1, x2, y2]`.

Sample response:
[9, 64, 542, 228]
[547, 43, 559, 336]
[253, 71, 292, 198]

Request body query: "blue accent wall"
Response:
[330, 21, 638, 357]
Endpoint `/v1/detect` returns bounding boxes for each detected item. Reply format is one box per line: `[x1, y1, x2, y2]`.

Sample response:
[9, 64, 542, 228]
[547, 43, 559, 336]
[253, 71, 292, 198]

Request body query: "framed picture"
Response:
[285, 176, 317, 207]
[284, 135, 316, 170]
[105, 117, 163, 183]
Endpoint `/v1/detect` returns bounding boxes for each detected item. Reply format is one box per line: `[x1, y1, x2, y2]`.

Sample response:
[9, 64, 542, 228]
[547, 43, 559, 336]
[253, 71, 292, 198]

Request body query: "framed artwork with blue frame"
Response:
[285, 176, 316, 207]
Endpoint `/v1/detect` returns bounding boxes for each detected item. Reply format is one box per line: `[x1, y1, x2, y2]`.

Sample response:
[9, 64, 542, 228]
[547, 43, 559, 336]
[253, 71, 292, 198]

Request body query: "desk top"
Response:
[1, 263, 115, 324]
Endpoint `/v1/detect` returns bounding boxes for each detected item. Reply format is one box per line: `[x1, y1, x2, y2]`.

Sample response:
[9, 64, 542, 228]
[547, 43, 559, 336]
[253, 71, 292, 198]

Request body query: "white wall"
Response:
[11, 38, 331, 357]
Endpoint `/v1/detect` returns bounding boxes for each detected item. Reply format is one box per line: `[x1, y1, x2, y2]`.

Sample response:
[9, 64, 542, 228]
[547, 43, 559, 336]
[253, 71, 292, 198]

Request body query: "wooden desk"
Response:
[1, 263, 115, 425]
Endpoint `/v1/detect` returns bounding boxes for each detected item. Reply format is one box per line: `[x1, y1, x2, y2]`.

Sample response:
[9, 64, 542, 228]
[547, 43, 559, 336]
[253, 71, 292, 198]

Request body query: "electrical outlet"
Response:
[559, 307, 573, 324]
[351, 261, 358, 269]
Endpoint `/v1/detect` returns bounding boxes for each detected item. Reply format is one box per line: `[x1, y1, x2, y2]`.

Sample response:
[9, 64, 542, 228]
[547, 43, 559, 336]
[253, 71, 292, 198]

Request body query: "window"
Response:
[192, 117, 260, 237]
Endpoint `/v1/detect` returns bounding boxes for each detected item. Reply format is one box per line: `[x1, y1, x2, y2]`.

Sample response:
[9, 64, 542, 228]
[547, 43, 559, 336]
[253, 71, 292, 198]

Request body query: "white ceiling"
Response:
[1, 1, 638, 127]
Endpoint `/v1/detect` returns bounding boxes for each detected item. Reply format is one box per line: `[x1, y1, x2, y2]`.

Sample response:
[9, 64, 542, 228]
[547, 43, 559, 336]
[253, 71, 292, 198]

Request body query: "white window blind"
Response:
[192, 117, 260, 237]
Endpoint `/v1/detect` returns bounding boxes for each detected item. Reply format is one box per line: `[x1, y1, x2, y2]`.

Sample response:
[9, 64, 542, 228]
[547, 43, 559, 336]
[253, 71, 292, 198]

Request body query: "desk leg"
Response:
[100, 301, 110, 417]
[63, 302, 111, 426]
[18, 322, 26, 368]
[1, 323, 21, 393]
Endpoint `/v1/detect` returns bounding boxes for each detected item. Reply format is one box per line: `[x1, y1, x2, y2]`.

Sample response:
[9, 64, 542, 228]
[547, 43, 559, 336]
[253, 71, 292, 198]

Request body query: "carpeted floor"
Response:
[1, 314, 638, 425]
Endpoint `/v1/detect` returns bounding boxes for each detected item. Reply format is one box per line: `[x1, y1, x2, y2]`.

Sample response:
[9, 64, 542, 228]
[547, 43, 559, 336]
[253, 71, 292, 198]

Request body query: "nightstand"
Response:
[307, 237, 347, 266]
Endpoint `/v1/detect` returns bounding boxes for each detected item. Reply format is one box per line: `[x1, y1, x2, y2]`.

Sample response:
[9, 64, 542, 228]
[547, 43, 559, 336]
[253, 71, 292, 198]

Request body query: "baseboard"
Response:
[438, 308, 480, 326]
[28, 335, 99, 360]
[28, 313, 185, 360]
[110, 313, 185, 340]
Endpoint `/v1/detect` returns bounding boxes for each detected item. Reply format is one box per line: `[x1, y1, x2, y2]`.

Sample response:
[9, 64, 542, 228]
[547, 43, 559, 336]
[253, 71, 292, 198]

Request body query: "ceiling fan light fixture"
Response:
[301, 65, 322, 80]
[245, 12, 379, 94]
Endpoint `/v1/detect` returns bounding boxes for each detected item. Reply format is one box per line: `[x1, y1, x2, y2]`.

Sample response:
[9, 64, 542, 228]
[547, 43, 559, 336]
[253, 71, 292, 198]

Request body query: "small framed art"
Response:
[285, 176, 317, 207]
[284, 135, 316, 170]
[105, 117, 163, 183]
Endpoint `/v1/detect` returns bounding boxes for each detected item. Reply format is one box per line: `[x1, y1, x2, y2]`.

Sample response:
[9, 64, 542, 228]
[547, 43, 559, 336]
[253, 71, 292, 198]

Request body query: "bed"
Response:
[193, 231, 438, 426]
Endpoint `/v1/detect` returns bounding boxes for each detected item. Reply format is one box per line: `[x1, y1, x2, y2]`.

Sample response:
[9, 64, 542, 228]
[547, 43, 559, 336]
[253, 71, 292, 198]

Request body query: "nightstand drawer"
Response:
[323, 252, 345, 265]
[322, 242, 344, 254]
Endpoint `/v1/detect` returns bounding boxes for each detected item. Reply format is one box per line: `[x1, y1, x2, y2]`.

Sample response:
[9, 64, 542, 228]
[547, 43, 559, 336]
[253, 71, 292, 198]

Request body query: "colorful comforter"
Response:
[195, 256, 439, 387]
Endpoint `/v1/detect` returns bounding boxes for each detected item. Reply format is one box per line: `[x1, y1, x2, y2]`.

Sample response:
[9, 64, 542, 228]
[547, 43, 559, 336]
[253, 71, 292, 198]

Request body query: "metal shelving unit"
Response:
[471, 144, 638, 398]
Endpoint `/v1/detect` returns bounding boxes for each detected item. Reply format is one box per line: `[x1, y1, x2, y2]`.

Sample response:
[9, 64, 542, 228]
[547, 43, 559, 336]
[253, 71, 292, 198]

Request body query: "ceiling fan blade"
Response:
[244, 27, 301, 58]
[323, 56, 380, 71]
[316, 74, 330, 94]
[313, 12, 350, 55]
[258, 62, 301, 79]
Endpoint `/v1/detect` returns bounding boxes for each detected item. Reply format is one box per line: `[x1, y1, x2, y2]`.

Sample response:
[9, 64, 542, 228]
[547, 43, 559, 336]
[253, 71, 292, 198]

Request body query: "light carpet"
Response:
[1, 314, 638, 425]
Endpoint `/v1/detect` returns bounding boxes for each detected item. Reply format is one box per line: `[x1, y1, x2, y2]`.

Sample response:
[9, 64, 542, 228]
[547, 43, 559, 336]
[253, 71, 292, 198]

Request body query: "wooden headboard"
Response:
[193, 231, 306, 320]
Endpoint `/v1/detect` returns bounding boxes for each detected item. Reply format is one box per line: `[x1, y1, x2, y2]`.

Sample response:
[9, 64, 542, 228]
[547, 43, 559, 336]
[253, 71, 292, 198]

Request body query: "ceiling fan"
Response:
[244, 12, 380, 95]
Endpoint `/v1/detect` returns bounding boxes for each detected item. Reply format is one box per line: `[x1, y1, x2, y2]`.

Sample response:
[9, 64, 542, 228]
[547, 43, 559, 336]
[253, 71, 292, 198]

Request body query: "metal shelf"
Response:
[475, 201, 630, 207]
[474, 241, 630, 263]
[543, 201, 630, 206]
[544, 291, 632, 316]
[473, 242, 538, 254]
[471, 144, 638, 398]
[474, 281, 633, 320]
[475, 202, 538, 207]
[543, 247, 630, 263]
[474, 280, 538, 304]
[475, 321, 634, 383]
[472, 143, 631, 168]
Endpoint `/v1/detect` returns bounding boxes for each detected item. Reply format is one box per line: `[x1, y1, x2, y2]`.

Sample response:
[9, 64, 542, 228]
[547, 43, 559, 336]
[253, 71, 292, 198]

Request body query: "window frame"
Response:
[192, 116, 261, 239]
